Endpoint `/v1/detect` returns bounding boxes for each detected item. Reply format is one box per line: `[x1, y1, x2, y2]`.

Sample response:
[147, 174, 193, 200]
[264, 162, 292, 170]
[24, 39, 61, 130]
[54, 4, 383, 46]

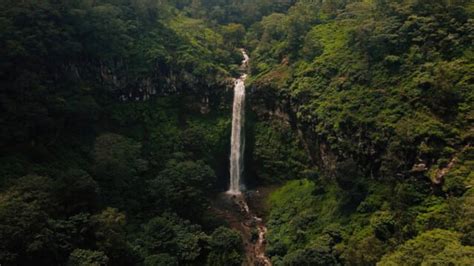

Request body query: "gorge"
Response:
[0, 1, 473, 266]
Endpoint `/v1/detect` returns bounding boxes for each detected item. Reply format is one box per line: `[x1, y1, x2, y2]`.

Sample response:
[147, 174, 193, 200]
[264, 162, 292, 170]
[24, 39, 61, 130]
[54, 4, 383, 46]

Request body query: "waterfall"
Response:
[228, 50, 249, 195]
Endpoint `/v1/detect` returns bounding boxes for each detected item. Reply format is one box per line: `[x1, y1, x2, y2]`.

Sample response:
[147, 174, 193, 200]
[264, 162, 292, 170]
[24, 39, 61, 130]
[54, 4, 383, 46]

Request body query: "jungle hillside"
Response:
[0, 0, 473, 265]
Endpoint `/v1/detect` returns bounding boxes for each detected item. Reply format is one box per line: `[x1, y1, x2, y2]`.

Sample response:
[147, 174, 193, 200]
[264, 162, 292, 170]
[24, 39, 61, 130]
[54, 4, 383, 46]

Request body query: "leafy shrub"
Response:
[282, 246, 337, 266]
[68, 249, 108, 266]
[378, 229, 465, 265]
[207, 227, 243, 266]
[371, 212, 395, 241]
[144, 254, 178, 266]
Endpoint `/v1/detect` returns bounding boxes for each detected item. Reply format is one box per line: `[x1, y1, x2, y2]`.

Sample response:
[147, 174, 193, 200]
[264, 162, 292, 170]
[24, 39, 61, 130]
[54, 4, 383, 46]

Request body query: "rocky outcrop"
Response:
[247, 78, 344, 176]
[431, 144, 471, 185]
[62, 59, 234, 111]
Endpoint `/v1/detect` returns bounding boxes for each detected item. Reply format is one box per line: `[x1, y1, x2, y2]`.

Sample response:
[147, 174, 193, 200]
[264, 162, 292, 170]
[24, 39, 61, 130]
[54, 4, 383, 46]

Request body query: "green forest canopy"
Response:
[0, 0, 473, 265]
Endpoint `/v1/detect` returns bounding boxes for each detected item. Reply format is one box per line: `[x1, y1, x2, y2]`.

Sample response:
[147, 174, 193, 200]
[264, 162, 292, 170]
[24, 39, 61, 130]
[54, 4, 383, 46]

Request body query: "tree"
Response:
[423, 242, 474, 265]
[68, 249, 109, 266]
[207, 227, 243, 266]
[55, 169, 99, 215]
[91, 208, 134, 265]
[378, 229, 469, 265]
[0, 175, 55, 264]
[93, 133, 148, 210]
[371, 212, 395, 241]
[302, 30, 324, 61]
[282, 246, 337, 266]
[136, 213, 205, 264]
[144, 253, 178, 266]
[147, 160, 216, 218]
[221, 23, 245, 47]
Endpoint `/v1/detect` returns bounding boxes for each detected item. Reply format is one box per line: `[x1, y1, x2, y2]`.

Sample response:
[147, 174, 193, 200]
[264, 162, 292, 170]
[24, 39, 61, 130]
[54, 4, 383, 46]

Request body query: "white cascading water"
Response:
[223, 50, 271, 265]
[228, 49, 249, 195]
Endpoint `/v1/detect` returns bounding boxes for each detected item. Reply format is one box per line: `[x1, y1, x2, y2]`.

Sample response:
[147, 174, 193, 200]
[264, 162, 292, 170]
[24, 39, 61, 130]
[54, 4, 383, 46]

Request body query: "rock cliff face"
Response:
[248, 80, 340, 178]
[64, 59, 235, 110]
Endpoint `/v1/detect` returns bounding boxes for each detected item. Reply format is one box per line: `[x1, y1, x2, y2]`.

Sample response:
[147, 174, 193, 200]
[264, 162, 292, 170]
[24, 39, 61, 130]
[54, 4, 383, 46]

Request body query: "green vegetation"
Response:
[207, 227, 243, 266]
[0, 1, 243, 265]
[1, 0, 473, 265]
[378, 229, 474, 265]
[248, 120, 310, 184]
[246, 0, 474, 265]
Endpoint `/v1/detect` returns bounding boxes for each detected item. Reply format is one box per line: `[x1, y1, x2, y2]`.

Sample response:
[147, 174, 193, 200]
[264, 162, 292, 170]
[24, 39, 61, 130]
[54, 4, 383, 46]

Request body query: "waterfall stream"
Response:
[219, 50, 272, 265]
[228, 49, 249, 194]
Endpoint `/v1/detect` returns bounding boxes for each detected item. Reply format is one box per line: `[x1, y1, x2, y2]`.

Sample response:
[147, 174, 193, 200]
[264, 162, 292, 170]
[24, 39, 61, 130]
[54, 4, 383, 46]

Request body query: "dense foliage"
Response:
[1, 0, 473, 265]
[245, 0, 474, 265]
[0, 0, 244, 265]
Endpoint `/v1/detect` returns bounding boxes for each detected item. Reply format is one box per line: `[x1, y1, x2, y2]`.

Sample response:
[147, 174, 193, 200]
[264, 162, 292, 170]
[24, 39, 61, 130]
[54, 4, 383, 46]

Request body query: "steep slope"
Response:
[244, 0, 474, 265]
